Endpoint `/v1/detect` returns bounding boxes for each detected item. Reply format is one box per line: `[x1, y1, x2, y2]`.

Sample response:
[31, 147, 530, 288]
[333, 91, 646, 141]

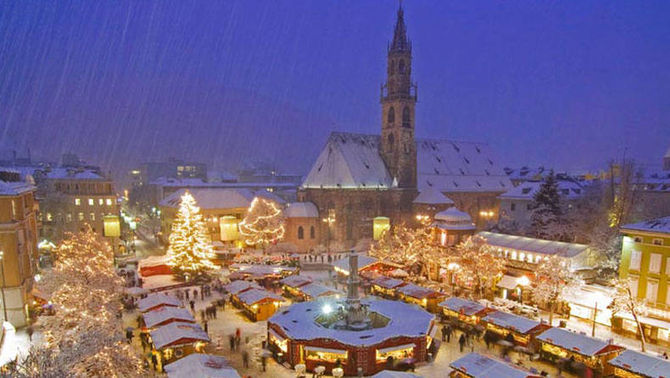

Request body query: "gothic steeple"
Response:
[380, 3, 417, 189]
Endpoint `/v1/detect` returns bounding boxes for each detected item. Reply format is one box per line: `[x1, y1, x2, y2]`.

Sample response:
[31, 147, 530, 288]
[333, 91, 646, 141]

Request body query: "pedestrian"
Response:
[446, 325, 452, 342]
[261, 356, 267, 372]
[190, 300, 195, 311]
[203, 320, 208, 334]
[151, 353, 158, 371]
[229, 335, 236, 351]
[185, 289, 189, 300]
[236, 328, 241, 340]
[235, 336, 241, 350]
[222, 299, 226, 311]
[201, 288, 205, 301]
[27, 324, 34, 342]
[125, 329, 133, 343]
[193, 289, 198, 299]
[441, 325, 447, 342]
[201, 310, 206, 322]
[242, 350, 249, 368]
[213, 305, 217, 319]
[458, 333, 466, 352]
[664, 351, 669, 360]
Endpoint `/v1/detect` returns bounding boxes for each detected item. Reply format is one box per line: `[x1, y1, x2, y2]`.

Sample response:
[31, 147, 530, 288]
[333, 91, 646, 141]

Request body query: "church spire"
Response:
[390, 4, 410, 52]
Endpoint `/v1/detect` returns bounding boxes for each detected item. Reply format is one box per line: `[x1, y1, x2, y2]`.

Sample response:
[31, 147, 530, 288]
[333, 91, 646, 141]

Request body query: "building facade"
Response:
[0, 170, 39, 327]
[298, 6, 511, 248]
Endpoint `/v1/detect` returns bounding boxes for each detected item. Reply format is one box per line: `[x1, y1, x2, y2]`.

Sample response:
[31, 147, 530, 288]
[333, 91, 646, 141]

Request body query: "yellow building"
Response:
[0, 171, 39, 327]
[616, 216, 670, 346]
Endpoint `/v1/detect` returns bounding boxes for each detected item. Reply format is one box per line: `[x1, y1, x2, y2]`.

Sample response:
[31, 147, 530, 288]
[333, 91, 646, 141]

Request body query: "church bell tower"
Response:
[380, 4, 417, 189]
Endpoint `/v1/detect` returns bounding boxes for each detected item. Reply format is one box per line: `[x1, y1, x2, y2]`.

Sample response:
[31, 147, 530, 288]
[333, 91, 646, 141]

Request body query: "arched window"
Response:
[387, 133, 395, 151]
[298, 226, 304, 240]
[387, 107, 395, 124]
[310, 226, 315, 239]
[399, 60, 405, 73]
[402, 106, 411, 127]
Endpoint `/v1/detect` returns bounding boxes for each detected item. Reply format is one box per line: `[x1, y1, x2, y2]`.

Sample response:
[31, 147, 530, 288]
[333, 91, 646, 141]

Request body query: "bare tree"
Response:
[609, 277, 647, 352]
[531, 255, 580, 326]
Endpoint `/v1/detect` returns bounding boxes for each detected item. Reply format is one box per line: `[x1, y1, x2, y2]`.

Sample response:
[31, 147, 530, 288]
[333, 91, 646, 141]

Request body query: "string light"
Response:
[239, 197, 286, 249]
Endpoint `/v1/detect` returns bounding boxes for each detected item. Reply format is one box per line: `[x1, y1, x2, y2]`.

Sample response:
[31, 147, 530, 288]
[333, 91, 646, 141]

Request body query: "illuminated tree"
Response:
[166, 191, 217, 280]
[369, 223, 441, 279]
[454, 236, 504, 299]
[239, 197, 285, 250]
[609, 277, 647, 351]
[531, 255, 579, 326]
[27, 225, 145, 377]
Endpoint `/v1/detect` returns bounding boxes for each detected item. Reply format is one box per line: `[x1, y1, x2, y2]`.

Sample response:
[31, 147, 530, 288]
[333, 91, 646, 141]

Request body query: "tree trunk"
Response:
[548, 301, 555, 326]
[631, 308, 647, 352]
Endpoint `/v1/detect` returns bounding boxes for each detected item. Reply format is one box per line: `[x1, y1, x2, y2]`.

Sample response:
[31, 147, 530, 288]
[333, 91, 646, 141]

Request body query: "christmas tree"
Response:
[531, 254, 578, 326]
[239, 196, 285, 250]
[166, 191, 217, 280]
[530, 170, 564, 239]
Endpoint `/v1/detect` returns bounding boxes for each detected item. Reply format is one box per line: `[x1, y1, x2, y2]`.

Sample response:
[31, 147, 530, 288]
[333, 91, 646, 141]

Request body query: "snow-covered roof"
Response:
[504, 166, 549, 182]
[439, 297, 487, 316]
[44, 168, 105, 180]
[236, 288, 283, 305]
[449, 352, 533, 378]
[332, 254, 379, 275]
[279, 275, 312, 288]
[481, 311, 542, 334]
[0, 180, 34, 196]
[498, 180, 583, 201]
[138, 255, 169, 270]
[477, 231, 589, 258]
[412, 187, 454, 205]
[608, 349, 670, 377]
[536, 327, 620, 356]
[621, 216, 670, 235]
[302, 132, 511, 193]
[396, 283, 441, 299]
[284, 202, 319, 218]
[230, 264, 297, 277]
[298, 283, 343, 299]
[143, 307, 195, 328]
[434, 207, 472, 223]
[138, 294, 182, 313]
[224, 280, 261, 295]
[268, 298, 434, 347]
[372, 276, 406, 290]
[160, 188, 254, 209]
[164, 354, 240, 378]
[150, 322, 210, 350]
[371, 372, 422, 378]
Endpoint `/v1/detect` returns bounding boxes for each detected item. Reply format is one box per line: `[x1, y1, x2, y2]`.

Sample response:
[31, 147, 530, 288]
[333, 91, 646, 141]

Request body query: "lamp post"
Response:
[516, 275, 530, 304]
[322, 215, 335, 253]
[0, 251, 8, 322]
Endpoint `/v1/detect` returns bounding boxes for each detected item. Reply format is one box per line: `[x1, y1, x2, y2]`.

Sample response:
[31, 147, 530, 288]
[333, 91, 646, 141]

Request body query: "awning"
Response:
[497, 275, 519, 290]
[268, 328, 285, 342]
[376, 343, 416, 355]
[304, 346, 347, 355]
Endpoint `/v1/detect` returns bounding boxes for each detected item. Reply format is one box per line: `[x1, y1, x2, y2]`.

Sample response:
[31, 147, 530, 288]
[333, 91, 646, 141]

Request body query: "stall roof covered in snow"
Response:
[536, 328, 622, 356]
[298, 283, 343, 299]
[332, 254, 379, 275]
[481, 311, 543, 334]
[164, 353, 240, 378]
[439, 297, 488, 316]
[608, 350, 670, 377]
[279, 275, 312, 288]
[372, 276, 407, 290]
[477, 231, 589, 258]
[224, 280, 262, 295]
[268, 298, 434, 347]
[302, 132, 511, 193]
[143, 307, 195, 328]
[412, 187, 454, 205]
[236, 288, 283, 305]
[160, 188, 254, 209]
[230, 264, 297, 277]
[138, 294, 182, 313]
[284, 202, 319, 218]
[397, 283, 442, 299]
[150, 322, 210, 350]
[450, 352, 535, 378]
[621, 216, 670, 235]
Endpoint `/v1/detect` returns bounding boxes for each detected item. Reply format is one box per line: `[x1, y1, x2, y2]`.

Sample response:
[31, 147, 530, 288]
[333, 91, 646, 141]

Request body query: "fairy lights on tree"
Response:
[370, 223, 442, 279]
[166, 191, 217, 280]
[19, 225, 145, 377]
[531, 254, 579, 326]
[239, 196, 285, 251]
[609, 277, 647, 351]
[453, 235, 504, 299]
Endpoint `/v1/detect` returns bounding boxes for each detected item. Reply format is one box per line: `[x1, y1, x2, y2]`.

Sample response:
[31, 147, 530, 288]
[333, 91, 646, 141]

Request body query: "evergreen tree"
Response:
[239, 196, 285, 250]
[166, 191, 217, 280]
[530, 170, 563, 239]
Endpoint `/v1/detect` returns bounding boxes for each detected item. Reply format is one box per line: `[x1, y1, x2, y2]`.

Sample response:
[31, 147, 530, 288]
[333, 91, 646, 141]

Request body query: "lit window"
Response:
[649, 253, 662, 274]
[526, 253, 533, 263]
[106, 198, 113, 206]
[66, 213, 72, 222]
[88, 198, 94, 206]
[653, 238, 663, 246]
[99, 198, 104, 205]
[511, 251, 517, 260]
[78, 212, 85, 221]
[90, 213, 96, 221]
[46, 212, 53, 221]
[630, 250, 642, 270]
[519, 252, 525, 261]
[75, 198, 81, 206]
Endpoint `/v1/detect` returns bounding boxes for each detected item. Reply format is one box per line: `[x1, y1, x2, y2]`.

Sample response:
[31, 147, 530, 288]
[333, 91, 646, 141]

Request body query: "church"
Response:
[294, 6, 511, 248]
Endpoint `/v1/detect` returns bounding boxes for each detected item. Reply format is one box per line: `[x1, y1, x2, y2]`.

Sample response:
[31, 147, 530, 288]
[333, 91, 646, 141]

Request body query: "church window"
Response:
[387, 107, 395, 124]
[310, 226, 315, 239]
[399, 60, 405, 73]
[402, 107, 410, 128]
[298, 226, 304, 240]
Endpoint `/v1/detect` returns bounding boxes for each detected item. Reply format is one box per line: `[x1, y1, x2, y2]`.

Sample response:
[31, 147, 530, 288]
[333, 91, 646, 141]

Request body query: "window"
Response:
[75, 198, 81, 206]
[78, 212, 85, 221]
[98, 198, 104, 205]
[46, 212, 53, 222]
[106, 198, 113, 206]
[298, 226, 304, 240]
[527, 253, 534, 263]
[653, 238, 663, 246]
[90, 213, 96, 221]
[630, 250, 642, 270]
[402, 106, 411, 128]
[88, 198, 94, 206]
[310, 226, 315, 239]
[510, 251, 517, 260]
[629, 276, 639, 298]
[649, 253, 662, 274]
[66, 213, 72, 222]
[510, 203, 516, 211]
[11, 200, 17, 219]
[519, 252, 526, 261]
[646, 280, 659, 304]
[387, 107, 395, 124]
[634, 236, 643, 243]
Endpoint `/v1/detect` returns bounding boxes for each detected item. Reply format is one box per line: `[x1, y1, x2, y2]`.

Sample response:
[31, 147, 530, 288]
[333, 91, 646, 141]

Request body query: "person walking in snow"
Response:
[458, 334, 466, 352]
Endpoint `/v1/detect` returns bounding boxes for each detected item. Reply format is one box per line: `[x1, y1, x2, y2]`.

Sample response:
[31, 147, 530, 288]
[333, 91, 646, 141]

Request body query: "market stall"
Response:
[370, 276, 407, 299]
[480, 310, 550, 346]
[235, 288, 283, 321]
[280, 275, 313, 298]
[396, 283, 445, 313]
[607, 349, 670, 378]
[449, 352, 540, 378]
[163, 353, 240, 378]
[143, 307, 196, 329]
[149, 322, 210, 372]
[295, 283, 343, 301]
[439, 297, 494, 326]
[138, 293, 182, 313]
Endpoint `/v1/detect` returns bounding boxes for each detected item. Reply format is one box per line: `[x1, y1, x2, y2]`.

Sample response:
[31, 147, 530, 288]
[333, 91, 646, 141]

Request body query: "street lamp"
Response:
[322, 215, 335, 253]
[516, 275, 530, 304]
[0, 251, 8, 322]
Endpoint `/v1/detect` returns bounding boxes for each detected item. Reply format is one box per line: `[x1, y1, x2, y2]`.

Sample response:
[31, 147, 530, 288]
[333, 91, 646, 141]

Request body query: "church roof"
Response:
[413, 187, 454, 205]
[302, 132, 511, 193]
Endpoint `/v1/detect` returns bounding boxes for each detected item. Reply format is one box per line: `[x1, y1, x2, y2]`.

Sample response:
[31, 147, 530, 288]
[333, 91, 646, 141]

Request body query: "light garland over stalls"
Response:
[239, 196, 286, 250]
[166, 191, 217, 280]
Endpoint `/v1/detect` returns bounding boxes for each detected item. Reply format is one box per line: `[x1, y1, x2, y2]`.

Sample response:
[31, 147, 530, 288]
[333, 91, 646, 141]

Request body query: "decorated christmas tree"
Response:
[166, 191, 217, 280]
[239, 196, 285, 250]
